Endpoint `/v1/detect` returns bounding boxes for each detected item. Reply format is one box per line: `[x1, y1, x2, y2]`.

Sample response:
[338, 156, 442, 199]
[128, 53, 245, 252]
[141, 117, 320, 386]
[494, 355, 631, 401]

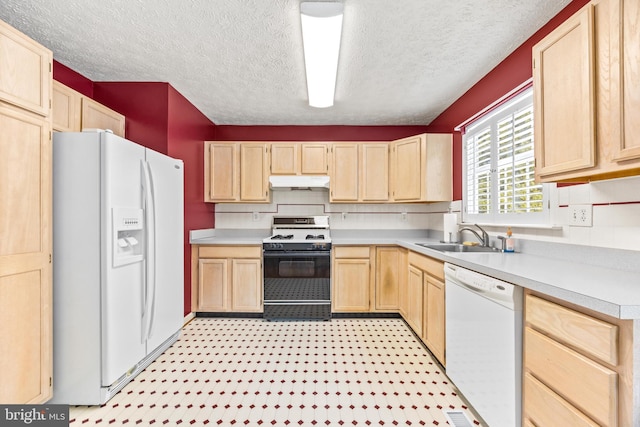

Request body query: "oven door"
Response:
[263, 251, 331, 320]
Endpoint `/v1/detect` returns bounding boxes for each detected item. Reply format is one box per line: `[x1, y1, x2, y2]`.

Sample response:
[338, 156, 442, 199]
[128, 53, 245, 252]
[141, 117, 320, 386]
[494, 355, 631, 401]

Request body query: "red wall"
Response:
[53, 61, 93, 98]
[93, 82, 170, 154]
[167, 86, 217, 315]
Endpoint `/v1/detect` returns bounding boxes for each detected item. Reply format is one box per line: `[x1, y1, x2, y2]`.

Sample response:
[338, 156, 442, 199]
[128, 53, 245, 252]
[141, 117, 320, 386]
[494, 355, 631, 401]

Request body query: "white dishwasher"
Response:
[444, 263, 523, 427]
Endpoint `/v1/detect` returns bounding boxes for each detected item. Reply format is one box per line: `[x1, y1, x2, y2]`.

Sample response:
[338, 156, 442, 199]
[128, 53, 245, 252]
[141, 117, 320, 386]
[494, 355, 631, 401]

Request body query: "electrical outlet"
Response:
[400, 210, 407, 221]
[568, 204, 592, 227]
[252, 212, 259, 221]
[341, 212, 347, 220]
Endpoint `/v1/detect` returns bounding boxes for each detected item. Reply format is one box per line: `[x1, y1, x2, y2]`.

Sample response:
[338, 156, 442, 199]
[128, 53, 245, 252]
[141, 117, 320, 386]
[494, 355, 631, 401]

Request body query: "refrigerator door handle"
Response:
[141, 160, 157, 342]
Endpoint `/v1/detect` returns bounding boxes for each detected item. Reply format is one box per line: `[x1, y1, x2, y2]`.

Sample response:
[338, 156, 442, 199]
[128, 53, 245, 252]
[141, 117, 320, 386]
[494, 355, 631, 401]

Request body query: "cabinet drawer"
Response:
[408, 251, 443, 280]
[199, 246, 261, 259]
[334, 246, 370, 258]
[524, 372, 599, 427]
[525, 327, 617, 426]
[526, 294, 618, 365]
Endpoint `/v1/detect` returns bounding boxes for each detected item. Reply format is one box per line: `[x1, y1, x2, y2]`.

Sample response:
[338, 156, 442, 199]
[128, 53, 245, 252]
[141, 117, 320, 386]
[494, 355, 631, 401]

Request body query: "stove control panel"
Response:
[263, 242, 332, 252]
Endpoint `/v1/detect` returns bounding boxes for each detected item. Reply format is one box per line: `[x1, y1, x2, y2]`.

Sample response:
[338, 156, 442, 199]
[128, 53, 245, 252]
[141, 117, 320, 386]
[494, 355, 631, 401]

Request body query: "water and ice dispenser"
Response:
[112, 207, 144, 267]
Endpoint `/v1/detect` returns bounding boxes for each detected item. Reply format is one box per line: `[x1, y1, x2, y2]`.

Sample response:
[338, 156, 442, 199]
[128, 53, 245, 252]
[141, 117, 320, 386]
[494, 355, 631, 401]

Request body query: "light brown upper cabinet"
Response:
[270, 142, 328, 175]
[52, 81, 125, 137]
[0, 21, 51, 117]
[204, 141, 270, 203]
[533, 4, 596, 181]
[81, 97, 125, 137]
[608, 0, 640, 165]
[533, 0, 640, 182]
[329, 143, 360, 202]
[52, 80, 81, 132]
[329, 142, 390, 203]
[0, 18, 53, 404]
[390, 133, 453, 202]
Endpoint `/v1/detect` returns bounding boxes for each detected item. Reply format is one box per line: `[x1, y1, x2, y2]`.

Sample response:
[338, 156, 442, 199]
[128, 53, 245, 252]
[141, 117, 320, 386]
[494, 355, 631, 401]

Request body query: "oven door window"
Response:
[279, 260, 314, 277]
[264, 253, 330, 280]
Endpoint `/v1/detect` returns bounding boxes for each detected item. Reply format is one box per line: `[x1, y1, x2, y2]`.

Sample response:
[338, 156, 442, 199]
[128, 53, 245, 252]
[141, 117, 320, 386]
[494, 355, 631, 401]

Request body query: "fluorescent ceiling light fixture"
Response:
[300, 2, 343, 108]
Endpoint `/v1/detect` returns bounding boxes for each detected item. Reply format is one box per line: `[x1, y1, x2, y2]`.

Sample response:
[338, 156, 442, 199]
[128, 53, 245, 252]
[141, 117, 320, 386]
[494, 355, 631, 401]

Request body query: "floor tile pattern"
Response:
[70, 318, 484, 426]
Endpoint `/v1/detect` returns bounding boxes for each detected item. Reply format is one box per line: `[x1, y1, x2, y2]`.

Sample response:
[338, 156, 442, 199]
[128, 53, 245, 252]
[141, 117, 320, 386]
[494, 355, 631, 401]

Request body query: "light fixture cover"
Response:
[300, 2, 343, 108]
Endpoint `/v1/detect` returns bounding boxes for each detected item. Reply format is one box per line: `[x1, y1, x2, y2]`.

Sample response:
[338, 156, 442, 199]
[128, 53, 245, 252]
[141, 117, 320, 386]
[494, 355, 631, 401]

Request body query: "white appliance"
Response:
[444, 263, 523, 427]
[50, 130, 184, 404]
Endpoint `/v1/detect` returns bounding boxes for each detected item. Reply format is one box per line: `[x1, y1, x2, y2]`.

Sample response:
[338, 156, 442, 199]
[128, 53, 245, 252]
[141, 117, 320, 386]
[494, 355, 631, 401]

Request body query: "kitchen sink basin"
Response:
[416, 243, 503, 253]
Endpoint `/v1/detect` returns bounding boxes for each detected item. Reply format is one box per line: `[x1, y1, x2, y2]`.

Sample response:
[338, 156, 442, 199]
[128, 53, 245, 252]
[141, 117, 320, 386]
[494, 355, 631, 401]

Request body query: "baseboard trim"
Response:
[183, 312, 196, 326]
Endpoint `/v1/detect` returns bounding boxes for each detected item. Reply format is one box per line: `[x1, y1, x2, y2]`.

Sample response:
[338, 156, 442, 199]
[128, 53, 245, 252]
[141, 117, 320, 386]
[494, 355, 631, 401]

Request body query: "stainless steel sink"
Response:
[416, 243, 503, 253]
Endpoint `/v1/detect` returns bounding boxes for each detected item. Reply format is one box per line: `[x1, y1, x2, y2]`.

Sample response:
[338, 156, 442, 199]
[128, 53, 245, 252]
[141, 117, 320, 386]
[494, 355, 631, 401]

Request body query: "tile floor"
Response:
[70, 318, 484, 426]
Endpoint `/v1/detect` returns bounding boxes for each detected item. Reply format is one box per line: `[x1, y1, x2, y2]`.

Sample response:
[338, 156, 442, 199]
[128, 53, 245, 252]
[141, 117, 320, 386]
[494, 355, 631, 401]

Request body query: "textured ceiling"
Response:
[0, 0, 570, 125]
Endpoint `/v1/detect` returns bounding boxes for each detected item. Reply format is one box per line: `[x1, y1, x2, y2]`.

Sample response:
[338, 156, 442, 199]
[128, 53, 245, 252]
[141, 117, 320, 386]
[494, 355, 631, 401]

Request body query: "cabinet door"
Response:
[610, 0, 640, 163]
[240, 143, 269, 202]
[533, 5, 596, 180]
[0, 20, 51, 116]
[423, 277, 445, 365]
[0, 103, 52, 404]
[52, 81, 81, 132]
[231, 259, 262, 312]
[361, 143, 389, 202]
[301, 143, 328, 174]
[375, 247, 400, 311]
[205, 142, 238, 202]
[392, 135, 423, 201]
[330, 143, 359, 202]
[81, 97, 125, 137]
[423, 134, 453, 201]
[333, 258, 370, 312]
[271, 143, 299, 175]
[198, 258, 229, 311]
[406, 265, 424, 336]
[398, 255, 409, 319]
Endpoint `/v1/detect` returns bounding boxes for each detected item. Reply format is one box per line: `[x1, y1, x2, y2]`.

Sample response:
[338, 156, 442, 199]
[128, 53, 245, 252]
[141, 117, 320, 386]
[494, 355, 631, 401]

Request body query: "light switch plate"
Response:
[568, 204, 592, 227]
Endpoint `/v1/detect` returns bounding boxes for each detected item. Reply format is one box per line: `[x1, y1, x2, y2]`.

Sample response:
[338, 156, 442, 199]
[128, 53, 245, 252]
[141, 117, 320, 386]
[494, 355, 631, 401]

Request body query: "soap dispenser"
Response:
[504, 227, 515, 252]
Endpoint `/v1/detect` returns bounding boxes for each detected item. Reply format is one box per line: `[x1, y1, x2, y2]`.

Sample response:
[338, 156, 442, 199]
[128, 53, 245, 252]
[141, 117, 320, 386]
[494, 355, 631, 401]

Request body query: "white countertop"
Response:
[190, 228, 640, 319]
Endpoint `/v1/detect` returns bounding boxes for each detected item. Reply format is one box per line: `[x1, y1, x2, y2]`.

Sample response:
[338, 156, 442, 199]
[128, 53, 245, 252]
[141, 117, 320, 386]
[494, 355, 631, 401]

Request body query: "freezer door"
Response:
[143, 148, 184, 352]
[101, 133, 147, 387]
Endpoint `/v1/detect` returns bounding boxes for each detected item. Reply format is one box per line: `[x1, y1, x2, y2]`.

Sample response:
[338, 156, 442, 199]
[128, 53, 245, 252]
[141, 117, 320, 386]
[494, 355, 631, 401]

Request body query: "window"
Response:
[463, 87, 550, 225]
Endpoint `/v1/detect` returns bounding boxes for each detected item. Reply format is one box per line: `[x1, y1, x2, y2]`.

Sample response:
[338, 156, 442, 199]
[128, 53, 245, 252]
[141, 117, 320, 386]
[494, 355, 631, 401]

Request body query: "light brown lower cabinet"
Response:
[194, 246, 262, 313]
[406, 265, 424, 336]
[406, 251, 445, 365]
[374, 246, 406, 311]
[523, 291, 634, 426]
[332, 246, 372, 312]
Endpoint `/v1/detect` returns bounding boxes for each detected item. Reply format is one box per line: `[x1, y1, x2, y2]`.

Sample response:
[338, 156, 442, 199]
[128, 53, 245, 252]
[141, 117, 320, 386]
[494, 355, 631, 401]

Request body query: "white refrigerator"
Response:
[50, 130, 184, 404]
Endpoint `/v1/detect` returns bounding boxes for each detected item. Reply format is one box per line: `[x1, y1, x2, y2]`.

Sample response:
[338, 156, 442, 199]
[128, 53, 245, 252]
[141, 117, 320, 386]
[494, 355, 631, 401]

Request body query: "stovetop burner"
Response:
[272, 234, 294, 240]
[306, 234, 325, 240]
[263, 216, 331, 250]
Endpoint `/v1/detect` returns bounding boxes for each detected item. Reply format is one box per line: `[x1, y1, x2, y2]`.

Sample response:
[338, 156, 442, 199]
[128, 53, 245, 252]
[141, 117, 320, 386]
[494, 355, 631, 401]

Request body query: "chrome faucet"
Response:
[458, 224, 490, 247]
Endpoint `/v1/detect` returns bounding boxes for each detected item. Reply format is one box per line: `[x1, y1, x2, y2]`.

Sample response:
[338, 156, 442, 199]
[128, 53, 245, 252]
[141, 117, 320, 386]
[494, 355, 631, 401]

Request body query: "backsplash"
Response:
[454, 176, 640, 253]
[214, 176, 640, 252]
[214, 190, 450, 230]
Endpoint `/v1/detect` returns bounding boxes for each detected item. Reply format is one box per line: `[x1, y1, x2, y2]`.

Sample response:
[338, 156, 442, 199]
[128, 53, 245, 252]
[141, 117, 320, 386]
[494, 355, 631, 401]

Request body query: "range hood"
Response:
[269, 175, 330, 190]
